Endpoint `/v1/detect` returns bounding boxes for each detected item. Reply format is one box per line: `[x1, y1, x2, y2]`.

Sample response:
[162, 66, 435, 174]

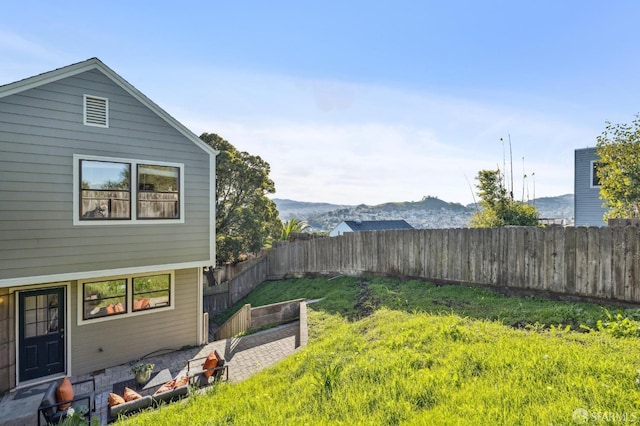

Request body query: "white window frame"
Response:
[83, 95, 109, 128]
[73, 154, 185, 226]
[590, 160, 601, 188]
[77, 271, 175, 325]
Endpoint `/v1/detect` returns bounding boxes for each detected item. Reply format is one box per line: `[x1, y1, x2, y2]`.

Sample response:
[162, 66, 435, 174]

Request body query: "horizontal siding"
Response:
[70, 268, 200, 375]
[574, 148, 607, 226]
[0, 69, 212, 281]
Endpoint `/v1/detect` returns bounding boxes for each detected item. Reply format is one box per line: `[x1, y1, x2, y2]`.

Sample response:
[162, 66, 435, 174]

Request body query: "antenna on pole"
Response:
[508, 134, 514, 200]
[532, 172, 536, 206]
[522, 156, 526, 202]
[500, 137, 506, 189]
[465, 174, 480, 214]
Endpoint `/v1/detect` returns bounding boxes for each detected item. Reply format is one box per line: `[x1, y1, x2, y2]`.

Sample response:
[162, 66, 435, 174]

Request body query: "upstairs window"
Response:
[137, 165, 180, 219]
[80, 160, 131, 220]
[83, 95, 109, 128]
[74, 155, 184, 225]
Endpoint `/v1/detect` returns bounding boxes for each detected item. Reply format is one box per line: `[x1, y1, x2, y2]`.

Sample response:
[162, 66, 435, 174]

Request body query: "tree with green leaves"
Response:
[200, 133, 281, 264]
[595, 115, 640, 220]
[280, 218, 310, 240]
[470, 169, 539, 227]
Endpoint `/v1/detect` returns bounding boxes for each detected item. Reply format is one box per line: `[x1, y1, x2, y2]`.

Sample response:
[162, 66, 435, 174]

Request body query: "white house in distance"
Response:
[330, 220, 414, 237]
[574, 147, 607, 226]
[0, 58, 218, 393]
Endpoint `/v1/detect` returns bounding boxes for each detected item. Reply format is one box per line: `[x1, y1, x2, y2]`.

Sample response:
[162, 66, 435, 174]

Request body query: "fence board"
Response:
[625, 226, 638, 301]
[573, 226, 587, 295]
[564, 227, 577, 295]
[586, 227, 600, 297]
[612, 227, 626, 300]
[598, 227, 613, 299]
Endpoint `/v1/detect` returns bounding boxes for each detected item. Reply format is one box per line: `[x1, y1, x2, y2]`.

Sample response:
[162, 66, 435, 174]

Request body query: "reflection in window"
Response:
[132, 275, 170, 311]
[24, 294, 59, 338]
[80, 160, 131, 219]
[83, 279, 127, 320]
[137, 165, 180, 219]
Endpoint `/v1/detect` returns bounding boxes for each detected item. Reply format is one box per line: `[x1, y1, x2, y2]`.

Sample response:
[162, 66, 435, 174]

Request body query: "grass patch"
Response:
[213, 276, 615, 330]
[127, 277, 640, 425]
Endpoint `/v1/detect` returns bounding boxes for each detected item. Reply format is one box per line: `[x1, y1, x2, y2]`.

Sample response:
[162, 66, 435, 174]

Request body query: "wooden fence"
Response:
[204, 256, 268, 315]
[267, 227, 640, 304]
[214, 304, 251, 340]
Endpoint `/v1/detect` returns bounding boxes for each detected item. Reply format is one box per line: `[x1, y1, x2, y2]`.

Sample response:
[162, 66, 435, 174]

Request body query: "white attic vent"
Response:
[83, 95, 109, 127]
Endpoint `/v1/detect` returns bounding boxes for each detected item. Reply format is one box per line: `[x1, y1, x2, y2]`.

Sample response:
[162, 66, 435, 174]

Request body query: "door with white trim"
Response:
[18, 287, 66, 381]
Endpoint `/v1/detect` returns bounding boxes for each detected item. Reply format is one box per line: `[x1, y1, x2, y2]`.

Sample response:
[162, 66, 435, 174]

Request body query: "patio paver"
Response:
[0, 321, 301, 425]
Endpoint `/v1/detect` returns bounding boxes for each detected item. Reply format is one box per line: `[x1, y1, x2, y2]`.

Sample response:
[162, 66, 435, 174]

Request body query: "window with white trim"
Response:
[80, 272, 173, 323]
[591, 160, 603, 188]
[80, 160, 131, 220]
[74, 155, 184, 225]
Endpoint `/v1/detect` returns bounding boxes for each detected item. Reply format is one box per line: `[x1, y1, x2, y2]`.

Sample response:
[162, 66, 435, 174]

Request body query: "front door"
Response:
[18, 288, 65, 382]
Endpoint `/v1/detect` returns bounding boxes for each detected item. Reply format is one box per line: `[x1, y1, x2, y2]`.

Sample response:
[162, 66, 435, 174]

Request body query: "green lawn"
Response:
[126, 276, 640, 425]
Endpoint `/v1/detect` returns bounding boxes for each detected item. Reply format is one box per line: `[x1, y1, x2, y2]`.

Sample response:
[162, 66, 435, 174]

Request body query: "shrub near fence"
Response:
[267, 227, 640, 304]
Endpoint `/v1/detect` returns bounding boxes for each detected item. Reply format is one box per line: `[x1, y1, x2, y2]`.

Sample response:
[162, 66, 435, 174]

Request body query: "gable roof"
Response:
[343, 220, 414, 232]
[0, 57, 219, 157]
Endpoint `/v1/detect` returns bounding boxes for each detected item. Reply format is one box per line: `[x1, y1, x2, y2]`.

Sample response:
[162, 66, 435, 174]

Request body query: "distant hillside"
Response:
[273, 198, 349, 221]
[273, 194, 574, 232]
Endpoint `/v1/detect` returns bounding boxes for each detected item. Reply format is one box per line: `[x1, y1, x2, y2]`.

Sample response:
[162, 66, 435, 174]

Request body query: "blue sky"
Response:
[2, 1, 640, 205]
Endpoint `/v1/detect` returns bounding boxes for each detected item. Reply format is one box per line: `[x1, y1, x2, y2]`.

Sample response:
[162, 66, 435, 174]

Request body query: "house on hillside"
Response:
[0, 58, 218, 393]
[574, 147, 607, 226]
[329, 220, 414, 237]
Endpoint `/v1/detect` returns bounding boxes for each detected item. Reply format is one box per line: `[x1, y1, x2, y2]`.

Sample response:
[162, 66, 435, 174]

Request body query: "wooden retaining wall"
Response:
[213, 299, 304, 340]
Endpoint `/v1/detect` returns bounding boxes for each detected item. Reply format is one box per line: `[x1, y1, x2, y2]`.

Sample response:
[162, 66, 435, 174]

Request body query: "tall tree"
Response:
[595, 115, 640, 220]
[470, 169, 539, 228]
[200, 133, 281, 264]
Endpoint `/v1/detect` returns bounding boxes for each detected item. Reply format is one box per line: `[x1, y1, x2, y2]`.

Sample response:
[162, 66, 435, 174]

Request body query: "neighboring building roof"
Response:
[0, 57, 219, 158]
[342, 220, 414, 232]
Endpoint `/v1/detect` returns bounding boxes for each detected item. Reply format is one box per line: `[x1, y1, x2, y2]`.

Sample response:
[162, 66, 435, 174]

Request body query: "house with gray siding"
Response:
[0, 58, 218, 393]
[574, 147, 608, 226]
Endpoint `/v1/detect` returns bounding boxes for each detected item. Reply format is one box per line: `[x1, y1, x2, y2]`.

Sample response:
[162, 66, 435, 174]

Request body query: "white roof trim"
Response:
[0, 58, 219, 158]
[0, 260, 214, 288]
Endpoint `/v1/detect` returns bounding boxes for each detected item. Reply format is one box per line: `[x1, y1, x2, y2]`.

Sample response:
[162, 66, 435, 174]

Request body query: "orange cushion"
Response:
[202, 351, 219, 378]
[56, 377, 74, 411]
[108, 393, 125, 407]
[153, 379, 176, 395]
[114, 302, 125, 313]
[175, 376, 189, 387]
[123, 387, 142, 402]
[105, 304, 115, 314]
[133, 298, 151, 310]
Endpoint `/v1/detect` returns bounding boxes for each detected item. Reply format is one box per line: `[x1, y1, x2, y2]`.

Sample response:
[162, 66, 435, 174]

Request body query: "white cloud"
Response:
[151, 67, 596, 205]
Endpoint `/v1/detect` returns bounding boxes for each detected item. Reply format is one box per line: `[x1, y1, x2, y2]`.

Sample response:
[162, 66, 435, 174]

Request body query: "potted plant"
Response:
[131, 362, 154, 384]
